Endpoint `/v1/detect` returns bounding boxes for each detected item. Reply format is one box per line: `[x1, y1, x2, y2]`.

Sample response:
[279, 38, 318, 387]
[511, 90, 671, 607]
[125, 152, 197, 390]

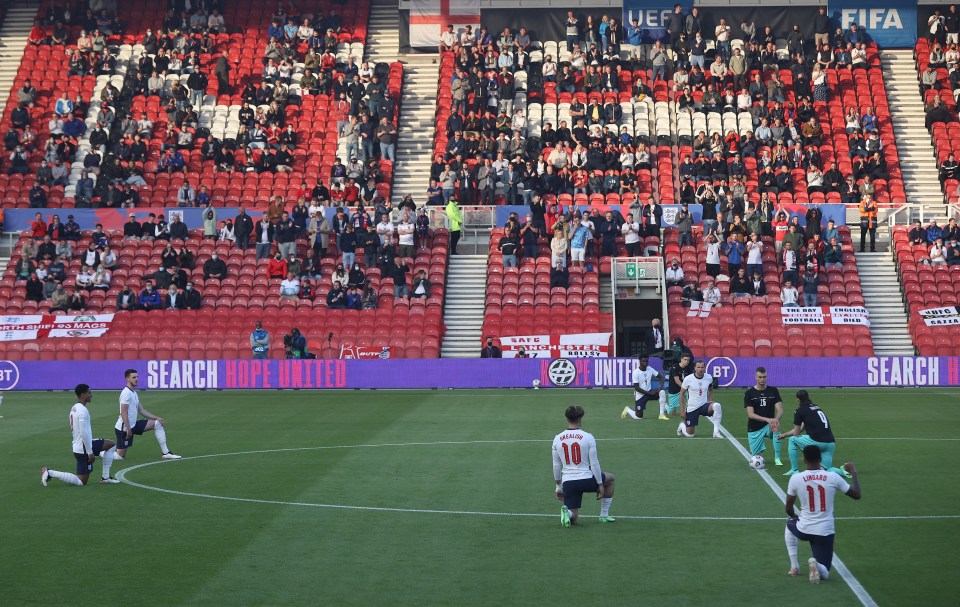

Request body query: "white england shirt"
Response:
[552, 428, 602, 483]
[787, 469, 851, 535]
[681, 373, 713, 412]
[114, 387, 140, 432]
[70, 402, 93, 454]
[632, 366, 658, 400]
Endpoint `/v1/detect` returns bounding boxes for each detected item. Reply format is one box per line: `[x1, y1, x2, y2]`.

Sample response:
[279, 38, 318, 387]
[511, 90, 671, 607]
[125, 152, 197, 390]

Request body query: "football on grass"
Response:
[749, 455, 765, 470]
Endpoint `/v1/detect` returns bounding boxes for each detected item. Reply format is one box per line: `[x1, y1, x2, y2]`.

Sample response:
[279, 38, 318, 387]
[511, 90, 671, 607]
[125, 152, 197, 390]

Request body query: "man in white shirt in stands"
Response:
[552, 405, 615, 526]
[377, 216, 395, 248]
[114, 369, 181, 460]
[280, 272, 301, 300]
[781, 280, 799, 307]
[621, 213, 642, 256]
[785, 446, 861, 582]
[439, 25, 457, 54]
[41, 384, 119, 486]
[702, 279, 721, 306]
[665, 258, 684, 287]
[397, 219, 415, 258]
[678, 360, 723, 438]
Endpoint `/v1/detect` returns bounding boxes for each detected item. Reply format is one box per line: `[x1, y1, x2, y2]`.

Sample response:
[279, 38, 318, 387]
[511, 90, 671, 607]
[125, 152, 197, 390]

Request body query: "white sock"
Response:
[679, 422, 692, 437]
[600, 497, 612, 517]
[50, 469, 83, 486]
[710, 402, 723, 430]
[626, 408, 640, 420]
[785, 526, 799, 570]
[154, 421, 170, 454]
[658, 390, 667, 415]
[101, 447, 115, 478]
[817, 563, 829, 580]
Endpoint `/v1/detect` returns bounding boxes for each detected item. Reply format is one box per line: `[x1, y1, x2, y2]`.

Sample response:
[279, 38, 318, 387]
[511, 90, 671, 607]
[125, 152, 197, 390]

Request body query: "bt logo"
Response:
[0, 360, 20, 390]
[706, 357, 737, 387]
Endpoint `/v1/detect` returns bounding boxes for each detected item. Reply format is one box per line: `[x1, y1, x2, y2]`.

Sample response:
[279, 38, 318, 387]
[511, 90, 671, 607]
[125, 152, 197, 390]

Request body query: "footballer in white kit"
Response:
[41, 384, 119, 486]
[114, 369, 181, 460]
[678, 360, 723, 438]
[551, 405, 616, 527]
[784, 445, 862, 583]
[621, 354, 667, 420]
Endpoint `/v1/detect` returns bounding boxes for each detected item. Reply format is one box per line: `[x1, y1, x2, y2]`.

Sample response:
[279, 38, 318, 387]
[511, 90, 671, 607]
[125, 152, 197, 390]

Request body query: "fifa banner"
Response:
[781, 306, 870, 326]
[0, 356, 958, 390]
[499, 333, 612, 358]
[623, 0, 693, 44]
[828, 0, 917, 47]
[339, 344, 393, 359]
[0, 314, 114, 341]
[408, 0, 480, 48]
[918, 306, 960, 326]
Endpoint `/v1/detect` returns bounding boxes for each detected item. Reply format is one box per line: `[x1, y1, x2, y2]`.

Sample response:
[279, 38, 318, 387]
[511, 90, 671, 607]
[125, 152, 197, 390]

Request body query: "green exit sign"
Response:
[625, 263, 646, 279]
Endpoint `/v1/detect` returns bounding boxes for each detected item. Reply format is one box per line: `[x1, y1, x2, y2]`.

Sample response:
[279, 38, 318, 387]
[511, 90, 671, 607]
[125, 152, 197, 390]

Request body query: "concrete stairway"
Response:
[599, 275, 613, 314]
[0, 3, 37, 101]
[364, 0, 399, 64]
[855, 251, 915, 355]
[392, 54, 439, 201]
[439, 255, 487, 358]
[881, 49, 942, 206]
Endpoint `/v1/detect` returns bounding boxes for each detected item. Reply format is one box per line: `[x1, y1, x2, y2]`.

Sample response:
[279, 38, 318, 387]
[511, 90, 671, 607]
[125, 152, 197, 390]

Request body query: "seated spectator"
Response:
[665, 259, 684, 287]
[681, 280, 703, 307]
[49, 283, 70, 311]
[824, 237, 844, 267]
[730, 268, 750, 295]
[410, 270, 432, 299]
[183, 282, 202, 309]
[164, 285, 183, 310]
[327, 280, 347, 308]
[169, 215, 189, 240]
[550, 261, 569, 288]
[15, 255, 36, 280]
[280, 272, 301, 299]
[702, 280, 721, 306]
[75, 265, 95, 290]
[361, 282, 378, 309]
[204, 253, 228, 280]
[748, 271, 766, 297]
[138, 282, 162, 310]
[68, 288, 86, 311]
[927, 238, 947, 265]
[90, 267, 111, 291]
[116, 285, 137, 311]
[25, 272, 44, 301]
[346, 286, 362, 309]
[947, 238, 960, 265]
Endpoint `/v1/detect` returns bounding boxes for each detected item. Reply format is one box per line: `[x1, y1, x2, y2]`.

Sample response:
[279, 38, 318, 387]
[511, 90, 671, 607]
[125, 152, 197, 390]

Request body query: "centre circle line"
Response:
[114, 438, 960, 521]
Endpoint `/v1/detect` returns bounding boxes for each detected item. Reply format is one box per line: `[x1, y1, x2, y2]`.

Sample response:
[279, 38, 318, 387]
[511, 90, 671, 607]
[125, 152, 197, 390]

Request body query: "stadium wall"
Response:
[0, 356, 955, 390]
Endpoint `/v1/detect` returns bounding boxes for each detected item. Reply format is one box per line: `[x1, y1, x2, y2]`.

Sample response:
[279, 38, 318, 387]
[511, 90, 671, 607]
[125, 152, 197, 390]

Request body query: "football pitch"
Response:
[2, 387, 958, 606]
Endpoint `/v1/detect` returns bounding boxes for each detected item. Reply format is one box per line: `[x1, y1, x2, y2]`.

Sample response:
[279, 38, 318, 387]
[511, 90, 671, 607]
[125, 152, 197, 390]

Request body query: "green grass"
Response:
[1, 388, 957, 606]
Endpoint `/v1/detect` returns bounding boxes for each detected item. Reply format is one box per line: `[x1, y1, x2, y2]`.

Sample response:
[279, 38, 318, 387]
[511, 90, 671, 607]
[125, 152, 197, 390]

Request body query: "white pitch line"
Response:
[115, 441, 960, 524]
[719, 427, 879, 607]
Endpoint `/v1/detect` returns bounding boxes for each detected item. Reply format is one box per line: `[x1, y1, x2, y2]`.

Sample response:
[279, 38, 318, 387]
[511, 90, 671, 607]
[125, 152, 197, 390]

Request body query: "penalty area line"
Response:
[719, 427, 879, 607]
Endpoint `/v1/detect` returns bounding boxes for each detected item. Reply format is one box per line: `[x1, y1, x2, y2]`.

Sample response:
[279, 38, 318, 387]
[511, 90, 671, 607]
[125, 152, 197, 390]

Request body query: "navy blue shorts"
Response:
[684, 403, 713, 427]
[115, 419, 148, 449]
[635, 394, 654, 412]
[73, 438, 106, 475]
[562, 473, 606, 510]
[787, 518, 835, 570]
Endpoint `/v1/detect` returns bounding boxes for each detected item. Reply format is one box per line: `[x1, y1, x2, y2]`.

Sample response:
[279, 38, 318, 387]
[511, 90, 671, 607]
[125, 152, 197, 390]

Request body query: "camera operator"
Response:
[283, 327, 311, 359]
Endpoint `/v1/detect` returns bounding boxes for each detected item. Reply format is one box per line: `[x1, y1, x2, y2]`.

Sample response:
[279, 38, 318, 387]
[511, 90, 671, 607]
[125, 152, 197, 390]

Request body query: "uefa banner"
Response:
[0, 356, 957, 391]
[828, 0, 917, 47]
[622, 0, 693, 44]
[918, 306, 960, 326]
[0, 314, 114, 341]
[499, 333, 612, 358]
[781, 306, 870, 326]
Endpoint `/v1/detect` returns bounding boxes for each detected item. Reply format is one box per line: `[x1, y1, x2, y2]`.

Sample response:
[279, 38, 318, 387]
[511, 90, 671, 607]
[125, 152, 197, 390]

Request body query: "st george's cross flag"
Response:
[409, 0, 481, 48]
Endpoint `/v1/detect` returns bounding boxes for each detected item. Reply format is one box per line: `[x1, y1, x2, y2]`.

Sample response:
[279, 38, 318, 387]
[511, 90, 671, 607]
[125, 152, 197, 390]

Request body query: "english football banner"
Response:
[919, 306, 960, 326]
[409, 0, 480, 48]
[338, 344, 393, 359]
[500, 332, 612, 358]
[0, 314, 114, 341]
[781, 306, 870, 326]
[687, 301, 713, 318]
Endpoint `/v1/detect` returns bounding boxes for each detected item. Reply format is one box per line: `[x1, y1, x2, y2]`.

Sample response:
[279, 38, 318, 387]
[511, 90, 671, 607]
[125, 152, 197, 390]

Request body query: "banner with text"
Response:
[919, 305, 960, 326]
[339, 344, 394, 359]
[0, 356, 956, 391]
[828, 0, 917, 47]
[781, 306, 870, 326]
[0, 314, 114, 341]
[623, 0, 693, 44]
[500, 332, 612, 358]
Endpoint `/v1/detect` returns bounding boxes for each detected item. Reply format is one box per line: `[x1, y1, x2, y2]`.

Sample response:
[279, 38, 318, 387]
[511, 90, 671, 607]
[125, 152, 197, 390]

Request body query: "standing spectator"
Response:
[234, 207, 254, 250]
[481, 336, 502, 358]
[781, 241, 800, 286]
[446, 197, 463, 254]
[396, 218, 415, 258]
[390, 257, 409, 298]
[802, 265, 819, 306]
[568, 216, 590, 268]
[498, 231, 519, 267]
[254, 216, 274, 260]
[274, 211, 298, 259]
[202, 203, 218, 239]
[745, 233, 764, 277]
[621, 213, 641, 256]
[705, 234, 721, 277]
[665, 258, 685, 287]
[858, 195, 877, 252]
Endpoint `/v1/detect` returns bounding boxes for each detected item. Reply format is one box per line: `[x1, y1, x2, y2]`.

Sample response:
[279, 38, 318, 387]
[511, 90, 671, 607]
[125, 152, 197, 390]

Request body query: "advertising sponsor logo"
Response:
[0, 360, 20, 390]
[706, 357, 737, 387]
[548, 359, 577, 387]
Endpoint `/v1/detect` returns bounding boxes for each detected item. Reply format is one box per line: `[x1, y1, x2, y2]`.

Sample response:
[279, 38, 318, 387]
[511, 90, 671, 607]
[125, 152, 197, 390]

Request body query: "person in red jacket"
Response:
[267, 251, 288, 279]
[31, 212, 47, 239]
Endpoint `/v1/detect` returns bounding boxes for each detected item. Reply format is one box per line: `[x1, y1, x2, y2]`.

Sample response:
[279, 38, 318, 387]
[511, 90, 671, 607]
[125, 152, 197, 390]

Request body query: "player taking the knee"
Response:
[552, 405, 615, 527]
